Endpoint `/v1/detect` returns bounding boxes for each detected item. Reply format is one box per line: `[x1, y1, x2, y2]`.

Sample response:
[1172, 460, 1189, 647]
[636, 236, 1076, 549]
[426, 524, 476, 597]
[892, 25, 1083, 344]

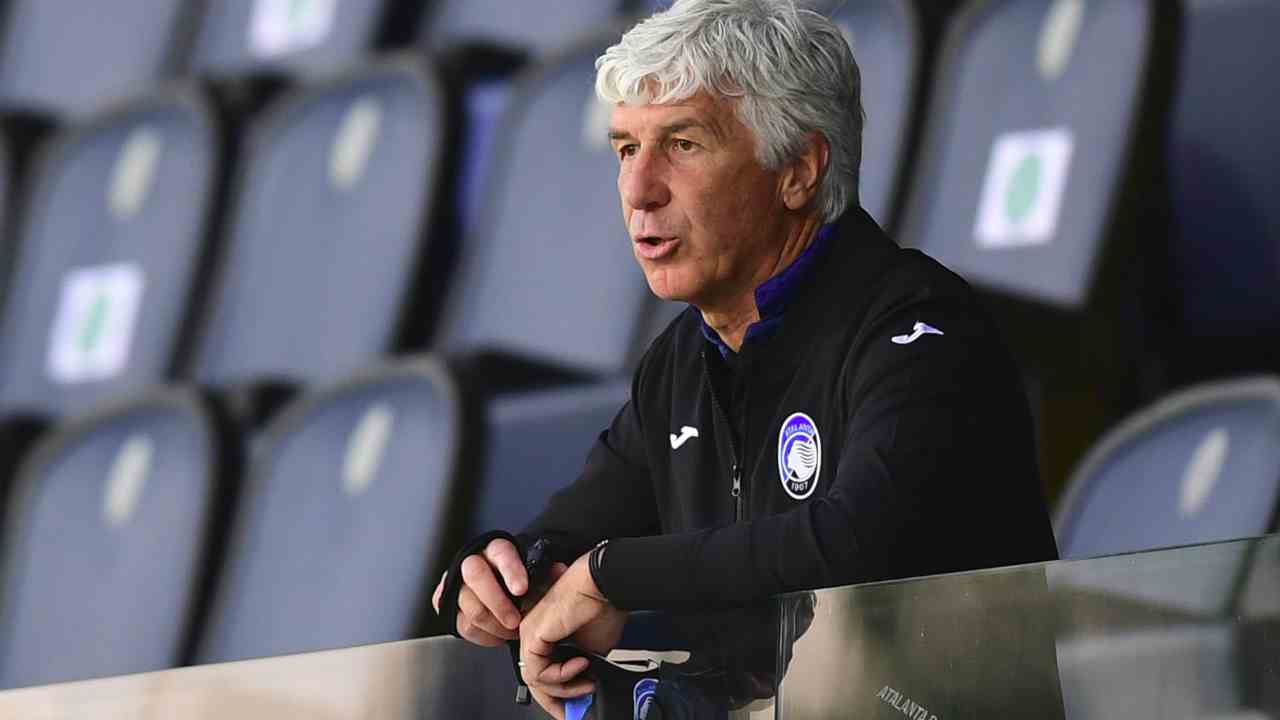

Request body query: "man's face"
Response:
[609, 92, 789, 309]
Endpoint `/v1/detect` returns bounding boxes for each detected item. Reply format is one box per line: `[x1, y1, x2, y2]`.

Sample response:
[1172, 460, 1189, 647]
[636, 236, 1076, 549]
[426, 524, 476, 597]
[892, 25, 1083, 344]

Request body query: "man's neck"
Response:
[700, 215, 824, 353]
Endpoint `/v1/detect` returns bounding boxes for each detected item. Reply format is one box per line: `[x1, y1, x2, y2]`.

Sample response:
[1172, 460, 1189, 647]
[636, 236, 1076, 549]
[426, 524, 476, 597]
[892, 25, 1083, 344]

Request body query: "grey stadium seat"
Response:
[0, 90, 223, 418]
[0, 0, 194, 116]
[188, 0, 421, 79]
[435, 33, 661, 377]
[195, 359, 464, 663]
[898, 0, 1162, 309]
[468, 380, 631, 537]
[0, 389, 237, 689]
[1055, 377, 1280, 560]
[191, 58, 447, 390]
[421, 0, 627, 58]
[1166, 0, 1280, 382]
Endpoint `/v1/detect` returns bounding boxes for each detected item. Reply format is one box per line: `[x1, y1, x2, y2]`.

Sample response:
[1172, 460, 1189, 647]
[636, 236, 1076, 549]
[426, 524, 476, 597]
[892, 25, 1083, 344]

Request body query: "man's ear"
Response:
[779, 132, 830, 212]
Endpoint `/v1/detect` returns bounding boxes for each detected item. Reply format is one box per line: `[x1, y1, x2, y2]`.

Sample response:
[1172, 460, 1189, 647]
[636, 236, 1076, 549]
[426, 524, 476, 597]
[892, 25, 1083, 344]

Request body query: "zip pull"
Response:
[731, 463, 744, 521]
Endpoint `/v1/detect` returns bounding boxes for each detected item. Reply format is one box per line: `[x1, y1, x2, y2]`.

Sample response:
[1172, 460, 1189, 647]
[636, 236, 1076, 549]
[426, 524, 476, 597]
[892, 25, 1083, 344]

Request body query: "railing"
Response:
[3, 534, 1277, 719]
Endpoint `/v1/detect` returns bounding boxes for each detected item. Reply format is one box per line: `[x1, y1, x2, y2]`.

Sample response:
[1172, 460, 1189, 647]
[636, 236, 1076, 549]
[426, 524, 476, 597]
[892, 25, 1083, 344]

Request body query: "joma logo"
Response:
[877, 685, 938, 720]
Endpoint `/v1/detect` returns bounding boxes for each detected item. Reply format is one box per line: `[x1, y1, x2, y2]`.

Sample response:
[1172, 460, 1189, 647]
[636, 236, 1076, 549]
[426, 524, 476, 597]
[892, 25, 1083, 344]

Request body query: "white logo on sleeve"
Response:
[669, 425, 699, 450]
[47, 263, 146, 384]
[778, 413, 822, 500]
[892, 322, 945, 345]
[974, 127, 1074, 249]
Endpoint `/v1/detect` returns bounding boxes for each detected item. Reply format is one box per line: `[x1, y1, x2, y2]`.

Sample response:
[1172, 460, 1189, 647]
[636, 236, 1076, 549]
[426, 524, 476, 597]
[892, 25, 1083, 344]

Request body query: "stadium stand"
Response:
[468, 380, 630, 537]
[0, 388, 239, 689]
[0, 89, 224, 419]
[1055, 377, 1280, 560]
[0, 0, 194, 117]
[434, 32, 659, 380]
[896, 0, 1177, 493]
[189, 58, 449, 411]
[421, 0, 626, 57]
[187, 0, 425, 80]
[195, 359, 461, 663]
[1166, 0, 1280, 384]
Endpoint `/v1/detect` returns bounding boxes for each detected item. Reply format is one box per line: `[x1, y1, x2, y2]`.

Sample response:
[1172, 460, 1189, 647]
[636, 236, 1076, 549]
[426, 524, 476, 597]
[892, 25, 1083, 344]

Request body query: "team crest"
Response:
[778, 412, 822, 500]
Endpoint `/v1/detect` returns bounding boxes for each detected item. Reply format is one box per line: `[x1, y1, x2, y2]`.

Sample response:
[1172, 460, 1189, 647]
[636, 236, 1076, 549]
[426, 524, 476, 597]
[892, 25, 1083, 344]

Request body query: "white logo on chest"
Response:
[778, 412, 822, 500]
[670, 425, 699, 450]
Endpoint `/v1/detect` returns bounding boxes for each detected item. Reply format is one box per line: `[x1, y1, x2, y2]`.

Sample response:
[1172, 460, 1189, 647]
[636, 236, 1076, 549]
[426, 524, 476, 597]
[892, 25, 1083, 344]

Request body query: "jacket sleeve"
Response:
[592, 293, 1058, 611]
[518, 370, 661, 565]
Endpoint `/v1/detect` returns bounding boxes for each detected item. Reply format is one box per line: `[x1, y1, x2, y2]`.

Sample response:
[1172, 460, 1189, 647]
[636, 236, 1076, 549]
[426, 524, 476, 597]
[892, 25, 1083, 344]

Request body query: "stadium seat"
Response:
[195, 359, 465, 663]
[0, 89, 223, 419]
[0, 0, 194, 117]
[468, 380, 630, 537]
[434, 32, 659, 378]
[1166, 0, 1280, 382]
[0, 389, 237, 689]
[190, 58, 448, 393]
[827, 1, 920, 228]
[421, 0, 627, 58]
[188, 0, 422, 79]
[1055, 377, 1280, 559]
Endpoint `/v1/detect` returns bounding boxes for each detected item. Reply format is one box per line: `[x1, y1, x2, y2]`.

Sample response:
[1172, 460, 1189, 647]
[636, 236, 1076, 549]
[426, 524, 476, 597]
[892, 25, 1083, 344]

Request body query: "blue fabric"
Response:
[700, 224, 835, 357]
[566, 693, 594, 720]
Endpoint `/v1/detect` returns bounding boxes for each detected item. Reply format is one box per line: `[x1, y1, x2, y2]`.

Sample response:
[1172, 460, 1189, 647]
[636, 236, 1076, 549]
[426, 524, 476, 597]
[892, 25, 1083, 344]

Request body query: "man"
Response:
[434, 0, 1059, 716]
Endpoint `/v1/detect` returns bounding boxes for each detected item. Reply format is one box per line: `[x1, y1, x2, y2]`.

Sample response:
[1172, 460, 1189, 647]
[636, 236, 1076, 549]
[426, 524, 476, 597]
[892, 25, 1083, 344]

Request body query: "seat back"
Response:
[470, 381, 630, 537]
[0, 0, 192, 116]
[1056, 377, 1280, 559]
[0, 389, 232, 689]
[0, 91, 221, 418]
[828, 1, 920, 228]
[188, 0, 404, 78]
[435, 33, 656, 376]
[1167, 0, 1280, 365]
[899, 0, 1155, 309]
[196, 359, 463, 663]
[421, 0, 627, 57]
[191, 59, 446, 388]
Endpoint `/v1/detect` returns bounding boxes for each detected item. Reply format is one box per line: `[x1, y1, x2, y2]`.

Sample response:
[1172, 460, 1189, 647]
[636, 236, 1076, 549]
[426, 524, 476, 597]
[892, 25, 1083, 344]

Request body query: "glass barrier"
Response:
[0, 534, 1276, 719]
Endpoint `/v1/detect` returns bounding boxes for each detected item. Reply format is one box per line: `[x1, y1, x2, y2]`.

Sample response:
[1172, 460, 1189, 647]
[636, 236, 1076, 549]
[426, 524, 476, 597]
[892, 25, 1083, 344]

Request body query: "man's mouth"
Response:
[633, 235, 680, 260]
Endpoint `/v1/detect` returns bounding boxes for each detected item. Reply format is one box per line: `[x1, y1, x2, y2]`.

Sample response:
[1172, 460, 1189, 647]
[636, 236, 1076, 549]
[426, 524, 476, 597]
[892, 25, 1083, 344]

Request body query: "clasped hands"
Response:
[431, 538, 627, 720]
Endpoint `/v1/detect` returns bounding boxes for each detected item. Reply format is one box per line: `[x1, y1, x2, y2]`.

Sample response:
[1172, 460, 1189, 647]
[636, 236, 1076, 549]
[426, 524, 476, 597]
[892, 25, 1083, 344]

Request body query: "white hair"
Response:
[595, 0, 863, 223]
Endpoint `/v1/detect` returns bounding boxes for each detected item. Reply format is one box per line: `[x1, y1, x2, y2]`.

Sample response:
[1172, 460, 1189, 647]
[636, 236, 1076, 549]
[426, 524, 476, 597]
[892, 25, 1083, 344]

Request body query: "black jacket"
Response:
[522, 208, 1059, 612]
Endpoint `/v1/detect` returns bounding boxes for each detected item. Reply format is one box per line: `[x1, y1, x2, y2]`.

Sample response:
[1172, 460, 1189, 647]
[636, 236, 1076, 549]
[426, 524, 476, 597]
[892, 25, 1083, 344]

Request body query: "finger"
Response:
[529, 688, 565, 720]
[528, 677, 596, 700]
[548, 562, 569, 581]
[485, 539, 529, 597]
[431, 572, 446, 613]
[458, 587, 518, 641]
[455, 613, 507, 647]
[461, 555, 521, 630]
[537, 656, 590, 685]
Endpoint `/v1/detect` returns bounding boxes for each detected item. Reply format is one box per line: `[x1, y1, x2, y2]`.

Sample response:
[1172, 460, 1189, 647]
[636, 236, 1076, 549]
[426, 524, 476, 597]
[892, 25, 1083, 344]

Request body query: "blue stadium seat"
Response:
[0, 90, 222, 418]
[195, 359, 463, 663]
[0, 389, 235, 689]
[828, 1, 920, 228]
[191, 58, 447, 390]
[421, 0, 627, 57]
[188, 0, 417, 79]
[1166, 0, 1280, 380]
[899, 0, 1159, 309]
[435, 33, 659, 377]
[1055, 377, 1280, 559]
[469, 381, 630, 537]
[0, 0, 192, 116]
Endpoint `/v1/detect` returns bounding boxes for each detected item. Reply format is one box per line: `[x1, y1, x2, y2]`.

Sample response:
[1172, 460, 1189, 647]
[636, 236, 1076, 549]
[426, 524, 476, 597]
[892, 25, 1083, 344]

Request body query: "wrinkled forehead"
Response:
[606, 91, 740, 140]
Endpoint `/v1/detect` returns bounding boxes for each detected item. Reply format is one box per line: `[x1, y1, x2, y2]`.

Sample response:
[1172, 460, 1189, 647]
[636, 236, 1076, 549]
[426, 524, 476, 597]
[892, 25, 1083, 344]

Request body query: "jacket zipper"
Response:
[702, 350, 745, 522]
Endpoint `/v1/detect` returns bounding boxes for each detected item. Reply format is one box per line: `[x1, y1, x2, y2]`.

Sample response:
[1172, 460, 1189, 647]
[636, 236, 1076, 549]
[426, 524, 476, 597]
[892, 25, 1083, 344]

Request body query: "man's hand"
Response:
[519, 554, 627, 720]
[431, 538, 528, 647]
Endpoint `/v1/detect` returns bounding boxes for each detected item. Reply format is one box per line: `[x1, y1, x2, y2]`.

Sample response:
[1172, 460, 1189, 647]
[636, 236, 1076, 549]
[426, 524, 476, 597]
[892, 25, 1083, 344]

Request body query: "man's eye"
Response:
[618, 144, 638, 159]
[673, 139, 695, 152]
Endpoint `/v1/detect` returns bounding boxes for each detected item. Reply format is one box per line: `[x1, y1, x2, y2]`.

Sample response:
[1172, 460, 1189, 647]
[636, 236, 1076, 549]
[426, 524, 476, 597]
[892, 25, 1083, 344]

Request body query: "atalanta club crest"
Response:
[778, 412, 821, 500]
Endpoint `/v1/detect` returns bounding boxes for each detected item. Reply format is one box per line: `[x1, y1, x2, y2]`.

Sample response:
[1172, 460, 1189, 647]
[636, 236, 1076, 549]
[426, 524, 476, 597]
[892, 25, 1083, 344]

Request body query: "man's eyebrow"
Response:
[607, 118, 723, 143]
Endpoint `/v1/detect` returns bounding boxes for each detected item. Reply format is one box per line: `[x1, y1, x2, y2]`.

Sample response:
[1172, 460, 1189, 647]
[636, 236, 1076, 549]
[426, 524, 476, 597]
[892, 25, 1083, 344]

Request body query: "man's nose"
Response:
[619, 149, 671, 211]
